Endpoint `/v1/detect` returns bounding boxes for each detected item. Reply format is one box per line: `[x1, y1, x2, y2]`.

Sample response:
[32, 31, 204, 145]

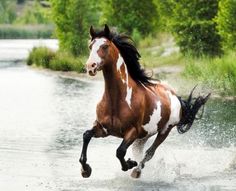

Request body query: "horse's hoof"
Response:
[131, 168, 141, 178]
[81, 164, 92, 178]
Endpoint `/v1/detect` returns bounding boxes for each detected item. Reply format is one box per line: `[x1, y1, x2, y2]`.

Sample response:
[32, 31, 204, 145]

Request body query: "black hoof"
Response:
[127, 158, 137, 169]
[81, 164, 92, 178]
[131, 168, 141, 178]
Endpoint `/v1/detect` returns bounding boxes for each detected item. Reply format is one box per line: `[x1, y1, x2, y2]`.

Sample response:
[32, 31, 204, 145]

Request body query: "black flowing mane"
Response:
[91, 29, 156, 86]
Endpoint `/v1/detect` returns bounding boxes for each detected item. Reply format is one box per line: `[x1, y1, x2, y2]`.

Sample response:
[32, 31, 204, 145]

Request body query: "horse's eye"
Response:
[102, 45, 109, 50]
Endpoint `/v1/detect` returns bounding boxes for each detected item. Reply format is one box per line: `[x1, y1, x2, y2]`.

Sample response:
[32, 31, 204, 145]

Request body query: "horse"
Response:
[79, 24, 210, 178]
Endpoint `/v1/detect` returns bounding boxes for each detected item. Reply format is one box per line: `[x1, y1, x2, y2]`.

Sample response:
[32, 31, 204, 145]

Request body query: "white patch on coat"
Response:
[143, 101, 162, 135]
[116, 54, 133, 108]
[161, 91, 181, 134]
[86, 38, 107, 66]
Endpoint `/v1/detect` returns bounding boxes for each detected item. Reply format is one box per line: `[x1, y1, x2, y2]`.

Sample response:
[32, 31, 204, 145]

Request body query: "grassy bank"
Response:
[0, 25, 54, 39]
[27, 47, 84, 73]
[183, 52, 236, 95]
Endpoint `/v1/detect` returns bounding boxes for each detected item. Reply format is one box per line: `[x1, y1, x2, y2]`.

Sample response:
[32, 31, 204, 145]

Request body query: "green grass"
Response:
[27, 47, 84, 73]
[183, 51, 236, 95]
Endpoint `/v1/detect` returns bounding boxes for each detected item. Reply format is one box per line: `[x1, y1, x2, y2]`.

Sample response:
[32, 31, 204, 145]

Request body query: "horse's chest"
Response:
[96, 101, 133, 136]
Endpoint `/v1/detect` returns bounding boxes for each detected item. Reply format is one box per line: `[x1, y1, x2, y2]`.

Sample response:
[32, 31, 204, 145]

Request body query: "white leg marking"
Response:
[116, 54, 133, 108]
[161, 91, 181, 134]
[132, 138, 147, 161]
[143, 101, 162, 135]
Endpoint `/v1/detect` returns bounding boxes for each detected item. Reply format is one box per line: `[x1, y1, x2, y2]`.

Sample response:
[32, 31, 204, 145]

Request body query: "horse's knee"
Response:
[83, 130, 94, 143]
[116, 146, 126, 159]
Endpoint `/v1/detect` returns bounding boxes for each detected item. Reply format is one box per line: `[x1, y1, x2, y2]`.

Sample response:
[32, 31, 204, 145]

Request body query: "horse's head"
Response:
[86, 25, 117, 76]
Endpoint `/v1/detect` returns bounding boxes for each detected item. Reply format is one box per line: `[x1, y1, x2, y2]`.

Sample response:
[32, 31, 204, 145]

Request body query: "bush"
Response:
[27, 47, 84, 73]
[183, 51, 236, 95]
[169, 0, 222, 57]
[216, 0, 236, 50]
[49, 51, 84, 72]
[27, 47, 56, 68]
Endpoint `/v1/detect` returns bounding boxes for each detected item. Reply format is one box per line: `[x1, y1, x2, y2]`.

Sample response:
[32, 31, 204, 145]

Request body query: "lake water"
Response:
[0, 40, 236, 191]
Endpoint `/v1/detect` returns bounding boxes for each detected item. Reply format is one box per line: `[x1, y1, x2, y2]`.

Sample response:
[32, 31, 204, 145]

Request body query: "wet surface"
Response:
[0, 61, 236, 191]
[0, 39, 58, 61]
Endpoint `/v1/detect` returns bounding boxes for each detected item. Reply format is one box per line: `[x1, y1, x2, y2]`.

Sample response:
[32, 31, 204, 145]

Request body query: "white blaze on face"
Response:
[161, 91, 181, 134]
[143, 101, 162, 135]
[116, 54, 133, 108]
[86, 38, 107, 68]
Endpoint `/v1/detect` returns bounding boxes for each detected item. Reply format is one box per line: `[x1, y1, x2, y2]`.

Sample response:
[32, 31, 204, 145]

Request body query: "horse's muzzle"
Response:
[86, 62, 98, 76]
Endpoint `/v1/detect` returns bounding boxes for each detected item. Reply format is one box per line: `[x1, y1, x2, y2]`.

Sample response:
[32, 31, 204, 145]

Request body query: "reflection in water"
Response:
[0, 61, 236, 191]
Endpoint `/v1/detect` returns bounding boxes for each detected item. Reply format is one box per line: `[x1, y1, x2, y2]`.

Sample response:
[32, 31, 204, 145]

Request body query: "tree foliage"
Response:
[50, 0, 99, 56]
[100, 0, 158, 36]
[0, 0, 17, 24]
[154, 0, 175, 31]
[169, 0, 222, 56]
[216, 0, 236, 50]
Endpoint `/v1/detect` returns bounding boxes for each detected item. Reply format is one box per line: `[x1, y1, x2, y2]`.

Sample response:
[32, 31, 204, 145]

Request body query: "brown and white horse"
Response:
[79, 25, 210, 178]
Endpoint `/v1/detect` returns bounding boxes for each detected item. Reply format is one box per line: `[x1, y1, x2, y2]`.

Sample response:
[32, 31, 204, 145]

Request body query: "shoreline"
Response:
[28, 64, 236, 100]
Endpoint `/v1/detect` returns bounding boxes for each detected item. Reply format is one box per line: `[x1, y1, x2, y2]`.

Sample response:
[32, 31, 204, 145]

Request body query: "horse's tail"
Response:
[177, 85, 211, 134]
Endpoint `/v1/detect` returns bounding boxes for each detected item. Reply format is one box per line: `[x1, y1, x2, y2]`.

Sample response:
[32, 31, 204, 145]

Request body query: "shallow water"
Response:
[0, 61, 236, 191]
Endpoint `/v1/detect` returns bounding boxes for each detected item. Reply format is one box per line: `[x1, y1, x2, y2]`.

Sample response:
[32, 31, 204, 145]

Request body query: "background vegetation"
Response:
[0, 0, 53, 38]
[1, 0, 236, 95]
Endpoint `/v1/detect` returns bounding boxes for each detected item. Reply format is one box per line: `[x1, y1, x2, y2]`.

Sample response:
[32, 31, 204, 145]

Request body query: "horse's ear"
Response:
[104, 24, 110, 37]
[90, 26, 95, 38]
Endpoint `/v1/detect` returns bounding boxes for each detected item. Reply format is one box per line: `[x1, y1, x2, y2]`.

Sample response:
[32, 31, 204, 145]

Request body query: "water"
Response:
[0, 62, 236, 190]
[0, 39, 58, 61]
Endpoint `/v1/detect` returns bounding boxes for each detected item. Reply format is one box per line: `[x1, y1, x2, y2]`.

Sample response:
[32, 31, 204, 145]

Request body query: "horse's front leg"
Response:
[116, 127, 138, 171]
[79, 121, 107, 178]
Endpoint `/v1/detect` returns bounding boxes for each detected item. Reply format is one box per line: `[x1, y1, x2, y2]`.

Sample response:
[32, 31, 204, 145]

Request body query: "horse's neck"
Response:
[102, 58, 133, 106]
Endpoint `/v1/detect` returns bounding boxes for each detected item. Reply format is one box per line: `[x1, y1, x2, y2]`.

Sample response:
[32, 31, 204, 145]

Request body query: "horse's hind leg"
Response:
[132, 137, 148, 162]
[131, 128, 172, 178]
[116, 127, 138, 171]
[79, 121, 107, 178]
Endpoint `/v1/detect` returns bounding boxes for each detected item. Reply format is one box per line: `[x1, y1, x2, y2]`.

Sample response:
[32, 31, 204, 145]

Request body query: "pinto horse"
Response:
[79, 25, 210, 178]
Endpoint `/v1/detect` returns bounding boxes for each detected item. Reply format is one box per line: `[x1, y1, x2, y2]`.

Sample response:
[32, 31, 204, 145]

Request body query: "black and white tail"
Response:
[177, 86, 211, 134]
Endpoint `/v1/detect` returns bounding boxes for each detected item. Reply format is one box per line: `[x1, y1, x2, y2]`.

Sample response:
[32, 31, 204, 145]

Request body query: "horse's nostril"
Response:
[92, 63, 96, 68]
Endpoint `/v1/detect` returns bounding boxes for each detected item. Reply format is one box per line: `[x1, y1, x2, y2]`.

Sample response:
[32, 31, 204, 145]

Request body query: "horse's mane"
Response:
[91, 29, 156, 86]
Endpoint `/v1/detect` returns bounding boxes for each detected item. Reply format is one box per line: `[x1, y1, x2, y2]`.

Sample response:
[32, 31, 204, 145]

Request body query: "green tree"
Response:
[50, 0, 98, 56]
[14, 1, 51, 24]
[154, 0, 175, 31]
[100, 0, 158, 36]
[0, 0, 17, 24]
[170, 0, 221, 57]
[216, 0, 236, 50]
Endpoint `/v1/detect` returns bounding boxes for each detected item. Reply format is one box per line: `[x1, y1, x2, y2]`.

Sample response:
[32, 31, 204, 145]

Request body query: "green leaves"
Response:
[216, 0, 236, 50]
[100, 0, 158, 36]
[169, 0, 222, 57]
[50, 0, 98, 56]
